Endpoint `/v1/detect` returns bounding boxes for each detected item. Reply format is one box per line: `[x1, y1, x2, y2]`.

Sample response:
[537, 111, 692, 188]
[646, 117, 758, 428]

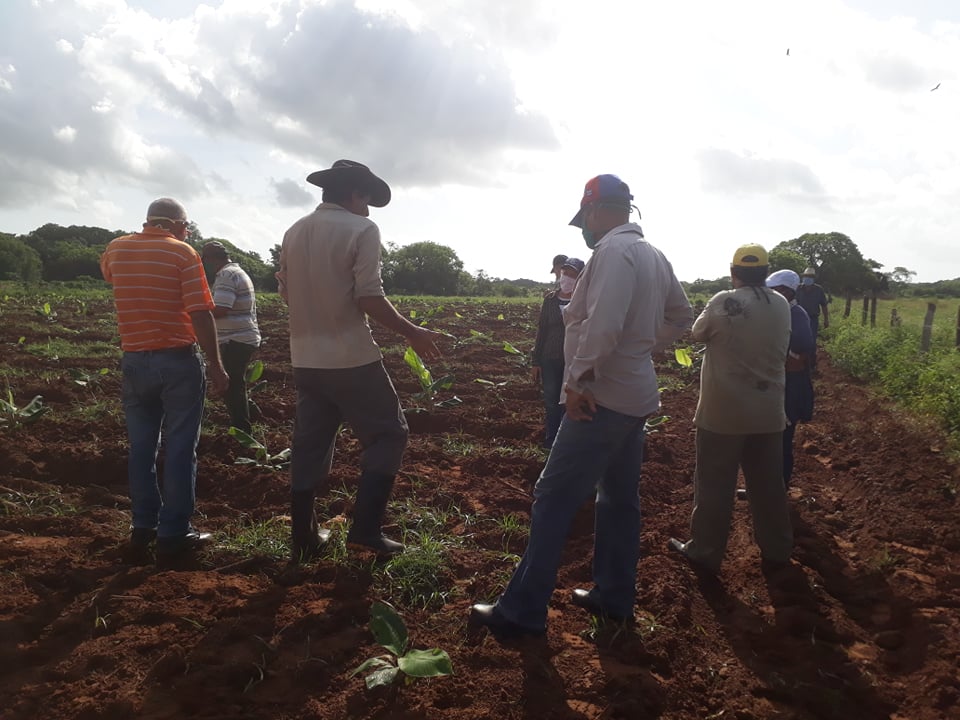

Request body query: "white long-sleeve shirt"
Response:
[563, 223, 693, 418]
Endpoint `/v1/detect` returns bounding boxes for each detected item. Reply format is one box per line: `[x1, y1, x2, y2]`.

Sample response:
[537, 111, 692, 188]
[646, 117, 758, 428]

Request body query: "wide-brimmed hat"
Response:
[306, 160, 391, 207]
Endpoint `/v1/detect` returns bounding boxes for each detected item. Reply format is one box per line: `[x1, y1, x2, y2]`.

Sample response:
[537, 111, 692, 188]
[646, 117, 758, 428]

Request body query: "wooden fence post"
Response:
[844, 296, 852, 318]
[956, 305, 960, 350]
[920, 302, 936, 353]
[870, 294, 877, 328]
[890, 308, 899, 327]
[861, 296, 869, 326]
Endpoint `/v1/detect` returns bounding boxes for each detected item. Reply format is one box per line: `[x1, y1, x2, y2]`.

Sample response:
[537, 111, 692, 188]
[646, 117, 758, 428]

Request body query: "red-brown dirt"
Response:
[1, 296, 959, 719]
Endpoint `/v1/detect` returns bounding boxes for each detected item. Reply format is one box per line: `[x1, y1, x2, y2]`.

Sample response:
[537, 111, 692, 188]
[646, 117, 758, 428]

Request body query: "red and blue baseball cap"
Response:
[569, 174, 634, 228]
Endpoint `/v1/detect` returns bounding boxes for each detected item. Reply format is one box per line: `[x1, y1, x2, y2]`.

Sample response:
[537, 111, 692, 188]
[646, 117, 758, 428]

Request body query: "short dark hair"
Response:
[731, 265, 769, 286]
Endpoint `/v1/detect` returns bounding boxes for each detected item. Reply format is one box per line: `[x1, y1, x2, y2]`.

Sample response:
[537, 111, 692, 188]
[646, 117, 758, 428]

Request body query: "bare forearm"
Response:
[357, 295, 421, 340]
[190, 311, 223, 367]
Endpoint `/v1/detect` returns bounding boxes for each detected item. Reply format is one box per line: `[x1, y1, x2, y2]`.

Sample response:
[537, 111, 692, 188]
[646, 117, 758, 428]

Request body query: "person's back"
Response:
[211, 262, 260, 346]
[281, 204, 383, 369]
[563, 227, 691, 418]
[692, 285, 791, 435]
[102, 230, 212, 351]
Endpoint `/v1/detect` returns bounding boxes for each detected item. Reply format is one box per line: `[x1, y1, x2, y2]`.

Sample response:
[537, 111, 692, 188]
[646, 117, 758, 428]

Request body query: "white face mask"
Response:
[558, 275, 577, 294]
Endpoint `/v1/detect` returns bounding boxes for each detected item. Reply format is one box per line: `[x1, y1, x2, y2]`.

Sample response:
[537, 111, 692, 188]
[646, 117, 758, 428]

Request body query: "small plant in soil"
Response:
[350, 601, 453, 689]
[228, 427, 291, 469]
[404, 347, 460, 408]
[0, 387, 51, 429]
[244, 360, 267, 417]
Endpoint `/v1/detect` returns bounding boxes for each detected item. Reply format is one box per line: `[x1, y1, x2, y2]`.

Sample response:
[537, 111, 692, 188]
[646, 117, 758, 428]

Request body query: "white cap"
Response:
[802, 267, 817, 276]
[766, 269, 800, 291]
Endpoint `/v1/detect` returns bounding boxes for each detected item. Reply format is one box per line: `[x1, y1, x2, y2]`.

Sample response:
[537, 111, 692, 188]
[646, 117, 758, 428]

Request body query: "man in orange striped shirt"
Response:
[101, 197, 228, 563]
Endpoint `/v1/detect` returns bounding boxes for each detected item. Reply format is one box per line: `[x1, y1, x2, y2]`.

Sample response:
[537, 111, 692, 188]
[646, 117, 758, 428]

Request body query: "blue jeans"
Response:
[496, 406, 647, 631]
[121, 346, 205, 538]
[539, 359, 565, 447]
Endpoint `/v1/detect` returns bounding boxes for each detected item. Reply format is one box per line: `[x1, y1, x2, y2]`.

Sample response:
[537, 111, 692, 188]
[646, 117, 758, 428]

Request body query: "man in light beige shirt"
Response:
[669, 244, 793, 574]
[471, 173, 693, 638]
[278, 160, 440, 561]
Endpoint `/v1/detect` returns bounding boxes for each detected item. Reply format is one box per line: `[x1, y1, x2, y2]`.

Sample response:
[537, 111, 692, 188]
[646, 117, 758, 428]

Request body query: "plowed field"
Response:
[1, 296, 958, 719]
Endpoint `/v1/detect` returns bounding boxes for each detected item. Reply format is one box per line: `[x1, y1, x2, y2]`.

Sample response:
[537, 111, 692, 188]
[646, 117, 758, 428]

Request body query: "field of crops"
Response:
[2, 288, 960, 719]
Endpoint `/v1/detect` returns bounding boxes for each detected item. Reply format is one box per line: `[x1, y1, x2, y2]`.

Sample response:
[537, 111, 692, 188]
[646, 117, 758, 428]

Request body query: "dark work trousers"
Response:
[539, 358, 566, 448]
[220, 340, 258, 433]
[783, 422, 797, 487]
[290, 360, 409, 494]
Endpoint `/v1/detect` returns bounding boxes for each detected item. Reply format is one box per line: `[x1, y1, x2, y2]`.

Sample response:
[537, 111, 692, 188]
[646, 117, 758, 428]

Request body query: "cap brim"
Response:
[306, 167, 391, 207]
[569, 207, 586, 228]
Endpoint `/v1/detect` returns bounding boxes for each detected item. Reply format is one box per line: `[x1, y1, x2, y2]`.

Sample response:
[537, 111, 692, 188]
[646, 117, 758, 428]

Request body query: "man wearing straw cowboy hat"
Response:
[277, 160, 442, 562]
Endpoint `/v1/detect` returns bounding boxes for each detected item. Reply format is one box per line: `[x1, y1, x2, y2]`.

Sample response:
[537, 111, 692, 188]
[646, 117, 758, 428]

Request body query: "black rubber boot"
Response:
[290, 489, 330, 563]
[346, 471, 403, 555]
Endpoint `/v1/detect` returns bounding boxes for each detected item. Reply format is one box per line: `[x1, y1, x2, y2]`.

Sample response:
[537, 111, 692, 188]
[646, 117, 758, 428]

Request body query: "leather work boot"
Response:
[346, 471, 404, 555]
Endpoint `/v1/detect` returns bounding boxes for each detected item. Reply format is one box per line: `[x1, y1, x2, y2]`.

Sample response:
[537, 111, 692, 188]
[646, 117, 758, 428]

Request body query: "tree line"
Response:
[2, 224, 956, 298]
[0, 224, 548, 297]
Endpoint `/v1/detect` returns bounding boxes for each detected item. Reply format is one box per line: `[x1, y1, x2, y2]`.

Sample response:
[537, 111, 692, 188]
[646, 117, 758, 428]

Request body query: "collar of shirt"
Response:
[594, 222, 644, 250]
[137, 225, 178, 240]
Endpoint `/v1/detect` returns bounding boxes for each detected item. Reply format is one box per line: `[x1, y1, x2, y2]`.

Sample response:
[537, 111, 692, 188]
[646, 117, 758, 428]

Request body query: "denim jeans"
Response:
[290, 361, 408, 494]
[121, 346, 205, 539]
[220, 340, 257, 433]
[539, 359, 565, 447]
[496, 405, 647, 631]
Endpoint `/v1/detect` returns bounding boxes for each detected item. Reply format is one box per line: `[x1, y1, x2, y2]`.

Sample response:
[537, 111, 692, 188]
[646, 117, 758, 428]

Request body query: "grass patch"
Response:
[216, 516, 290, 559]
[0, 486, 79, 518]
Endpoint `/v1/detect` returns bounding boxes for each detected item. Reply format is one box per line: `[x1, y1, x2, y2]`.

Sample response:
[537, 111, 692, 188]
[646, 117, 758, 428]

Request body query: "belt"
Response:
[126, 344, 199, 356]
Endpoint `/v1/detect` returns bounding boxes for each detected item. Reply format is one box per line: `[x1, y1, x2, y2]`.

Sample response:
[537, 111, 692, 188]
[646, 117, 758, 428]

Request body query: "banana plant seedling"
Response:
[350, 601, 453, 689]
[228, 427, 291, 469]
[0, 388, 51, 429]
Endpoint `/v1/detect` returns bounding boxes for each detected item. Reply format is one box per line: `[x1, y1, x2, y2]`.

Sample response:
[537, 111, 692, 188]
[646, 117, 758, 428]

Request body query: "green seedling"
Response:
[228, 427, 291, 469]
[674, 347, 693, 367]
[244, 360, 267, 417]
[644, 415, 670, 434]
[0, 387, 51, 429]
[70, 367, 110, 388]
[350, 601, 453, 689]
[404, 347, 459, 406]
[474, 378, 508, 389]
[35, 301, 57, 322]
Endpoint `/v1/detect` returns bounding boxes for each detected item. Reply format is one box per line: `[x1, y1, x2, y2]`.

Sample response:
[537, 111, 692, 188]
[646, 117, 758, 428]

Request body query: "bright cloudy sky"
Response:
[1, 0, 958, 283]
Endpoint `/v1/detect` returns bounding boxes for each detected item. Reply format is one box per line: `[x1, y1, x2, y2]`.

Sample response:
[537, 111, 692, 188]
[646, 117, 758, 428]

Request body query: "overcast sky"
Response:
[1, 0, 958, 283]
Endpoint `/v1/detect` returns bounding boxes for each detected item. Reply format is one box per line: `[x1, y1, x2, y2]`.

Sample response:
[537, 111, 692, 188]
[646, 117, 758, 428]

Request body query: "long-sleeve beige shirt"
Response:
[563, 224, 693, 418]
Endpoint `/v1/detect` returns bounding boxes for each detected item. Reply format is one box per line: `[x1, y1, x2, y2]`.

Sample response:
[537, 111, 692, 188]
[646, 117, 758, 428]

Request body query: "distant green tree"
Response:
[0, 233, 42, 283]
[387, 241, 464, 295]
[683, 277, 731, 296]
[768, 247, 806, 275]
[22, 223, 121, 280]
[772, 232, 876, 295]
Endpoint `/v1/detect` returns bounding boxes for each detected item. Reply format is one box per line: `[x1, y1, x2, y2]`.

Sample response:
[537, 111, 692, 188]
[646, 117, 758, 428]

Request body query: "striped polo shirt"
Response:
[100, 226, 215, 351]
[211, 262, 261, 346]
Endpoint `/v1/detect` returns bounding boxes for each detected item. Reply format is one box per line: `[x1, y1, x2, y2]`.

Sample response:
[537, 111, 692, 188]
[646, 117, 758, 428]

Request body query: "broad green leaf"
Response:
[365, 666, 400, 689]
[502, 342, 522, 355]
[43, 302, 51, 315]
[228, 426, 266, 451]
[370, 601, 408, 656]
[403, 347, 433, 391]
[269, 448, 292, 463]
[350, 656, 393, 677]
[409, 309, 417, 319]
[674, 347, 693, 367]
[434, 396, 462, 408]
[398, 648, 453, 678]
[455, 312, 463, 318]
[474, 378, 496, 386]
[644, 415, 670, 430]
[497, 313, 505, 320]
[245, 360, 264, 383]
[469, 329, 485, 338]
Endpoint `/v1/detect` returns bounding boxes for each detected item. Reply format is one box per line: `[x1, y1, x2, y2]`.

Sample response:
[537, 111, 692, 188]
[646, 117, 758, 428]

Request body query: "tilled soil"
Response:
[1, 297, 959, 720]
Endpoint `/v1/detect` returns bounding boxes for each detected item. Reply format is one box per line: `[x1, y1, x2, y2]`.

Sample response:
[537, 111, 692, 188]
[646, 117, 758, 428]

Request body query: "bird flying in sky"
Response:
[786, 48, 790, 56]
[931, 83, 941, 91]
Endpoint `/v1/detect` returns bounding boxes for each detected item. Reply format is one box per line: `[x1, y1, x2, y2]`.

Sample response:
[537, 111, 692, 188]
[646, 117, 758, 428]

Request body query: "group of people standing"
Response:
[100, 162, 822, 638]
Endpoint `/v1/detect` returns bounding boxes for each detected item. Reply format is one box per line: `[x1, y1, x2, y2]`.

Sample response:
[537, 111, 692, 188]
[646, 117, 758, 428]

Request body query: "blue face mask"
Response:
[802, 277, 814, 286]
